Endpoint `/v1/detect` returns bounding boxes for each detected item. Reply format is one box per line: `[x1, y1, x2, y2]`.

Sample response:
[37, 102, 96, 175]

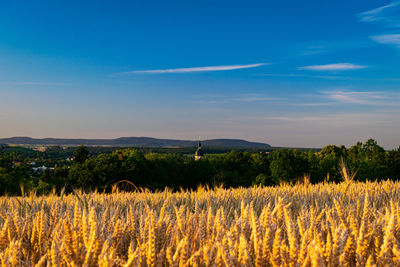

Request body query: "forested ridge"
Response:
[0, 139, 399, 195]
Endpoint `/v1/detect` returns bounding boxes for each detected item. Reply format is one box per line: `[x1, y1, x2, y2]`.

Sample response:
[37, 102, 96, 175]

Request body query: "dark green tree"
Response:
[0, 153, 28, 195]
[74, 145, 90, 164]
[387, 146, 400, 180]
[269, 150, 309, 184]
[348, 139, 387, 181]
[317, 145, 347, 182]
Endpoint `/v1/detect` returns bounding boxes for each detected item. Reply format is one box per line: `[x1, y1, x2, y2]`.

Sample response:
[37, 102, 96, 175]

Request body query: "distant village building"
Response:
[32, 165, 54, 173]
[195, 140, 204, 160]
[33, 146, 47, 152]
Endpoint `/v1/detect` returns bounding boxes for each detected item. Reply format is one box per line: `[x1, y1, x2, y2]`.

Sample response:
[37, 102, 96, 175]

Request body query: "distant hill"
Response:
[0, 137, 271, 148]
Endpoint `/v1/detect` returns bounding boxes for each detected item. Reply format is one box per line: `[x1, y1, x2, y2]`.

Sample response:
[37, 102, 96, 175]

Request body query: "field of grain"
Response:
[1, 180, 400, 266]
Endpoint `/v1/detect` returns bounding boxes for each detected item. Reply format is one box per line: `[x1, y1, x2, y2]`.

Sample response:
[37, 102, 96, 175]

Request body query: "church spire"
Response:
[195, 137, 204, 160]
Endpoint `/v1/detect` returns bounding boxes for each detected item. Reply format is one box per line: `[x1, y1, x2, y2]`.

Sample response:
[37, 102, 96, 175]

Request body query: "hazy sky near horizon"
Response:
[1, 0, 400, 149]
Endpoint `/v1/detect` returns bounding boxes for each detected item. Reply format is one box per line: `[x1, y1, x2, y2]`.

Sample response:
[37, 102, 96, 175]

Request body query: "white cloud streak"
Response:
[194, 94, 280, 105]
[255, 73, 305, 77]
[359, 1, 400, 22]
[122, 63, 267, 74]
[239, 96, 279, 102]
[256, 73, 355, 80]
[359, 0, 400, 37]
[244, 112, 399, 130]
[298, 63, 368, 71]
[296, 90, 400, 107]
[323, 91, 382, 104]
[359, 2, 400, 49]
[371, 34, 400, 48]
[317, 90, 400, 106]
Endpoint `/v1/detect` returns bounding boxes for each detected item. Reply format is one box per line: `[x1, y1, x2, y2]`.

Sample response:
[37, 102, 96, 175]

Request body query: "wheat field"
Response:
[1, 180, 400, 266]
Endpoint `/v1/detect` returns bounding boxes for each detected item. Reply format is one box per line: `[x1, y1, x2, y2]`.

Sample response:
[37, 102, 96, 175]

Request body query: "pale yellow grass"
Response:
[1, 180, 400, 266]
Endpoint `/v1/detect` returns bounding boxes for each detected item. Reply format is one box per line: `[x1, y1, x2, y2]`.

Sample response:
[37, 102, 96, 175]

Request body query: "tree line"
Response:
[0, 139, 400, 195]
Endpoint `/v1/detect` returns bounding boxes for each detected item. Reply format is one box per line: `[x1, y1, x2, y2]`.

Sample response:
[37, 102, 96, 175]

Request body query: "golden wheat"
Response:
[1, 180, 400, 266]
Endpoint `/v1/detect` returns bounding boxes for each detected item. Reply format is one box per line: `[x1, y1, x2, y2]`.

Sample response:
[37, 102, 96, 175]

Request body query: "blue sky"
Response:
[1, 0, 400, 148]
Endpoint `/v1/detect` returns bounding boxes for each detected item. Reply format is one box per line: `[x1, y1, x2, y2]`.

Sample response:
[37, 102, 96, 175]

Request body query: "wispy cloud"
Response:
[193, 93, 280, 105]
[296, 42, 371, 57]
[294, 102, 337, 107]
[121, 63, 267, 74]
[255, 73, 305, 77]
[371, 34, 400, 48]
[358, 1, 400, 26]
[310, 75, 355, 80]
[359, 2, 400, 49]
[296, 90, 400, 107]
[359, 2, 400, 22]
[298, 63, 368, 71]
[298, 45, 328, 56]
[238, 96, 280, 102]
[247, 115, 352, 122]
[255, 73, 355, 80]
[244, 112, 399, 128]
[322, 90, 383, 104]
